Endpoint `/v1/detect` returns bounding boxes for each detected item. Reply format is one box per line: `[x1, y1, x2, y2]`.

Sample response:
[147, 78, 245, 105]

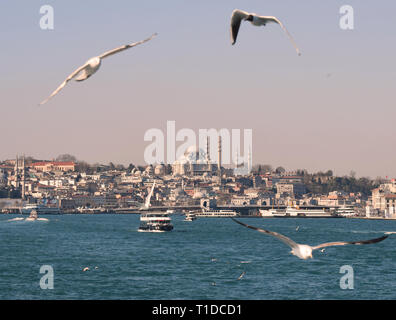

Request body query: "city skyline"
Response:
[1, 1, 395, 178]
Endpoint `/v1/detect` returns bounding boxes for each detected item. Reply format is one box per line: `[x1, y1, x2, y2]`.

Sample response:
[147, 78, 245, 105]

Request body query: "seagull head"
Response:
[245, 15, 254, 22]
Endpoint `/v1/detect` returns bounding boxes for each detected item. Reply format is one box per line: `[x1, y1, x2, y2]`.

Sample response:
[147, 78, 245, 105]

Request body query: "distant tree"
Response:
[56, 154, 77, 162]
[116, 164, 125, 171]
[91, 163, 102, 173]
[296, 169, 308, 176]
[127, 163, 135, 171]
[262, 165, 273, 173]
[253, 164, 272, 174]
[76, 161, 90, 173]
[24, 156, 36, 164]
[108, 162, 115, 170]
[326, 170, 333, 177]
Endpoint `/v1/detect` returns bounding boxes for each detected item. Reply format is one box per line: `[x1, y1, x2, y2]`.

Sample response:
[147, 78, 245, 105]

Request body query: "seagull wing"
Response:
[257, 15, 301, 56]
[39, 62, 89, 105]
[230, 9, 249, 45]
[231, 218, 298, 249]
[312, 234, 388, 251]
[99, 33, 157, 59]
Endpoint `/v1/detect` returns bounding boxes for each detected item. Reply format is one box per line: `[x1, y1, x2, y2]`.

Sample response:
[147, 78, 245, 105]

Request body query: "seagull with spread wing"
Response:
[230, 9, 301, 56]
[231, 218, 388, 260]
[39, 33, 157, 105]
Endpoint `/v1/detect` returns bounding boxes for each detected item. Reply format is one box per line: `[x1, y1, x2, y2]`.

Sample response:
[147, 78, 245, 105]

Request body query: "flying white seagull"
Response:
[39, 33, 157, 105]
[230, 9, 301, 56]
[231, 218, 388, 260]
[237, 271, 246, 280]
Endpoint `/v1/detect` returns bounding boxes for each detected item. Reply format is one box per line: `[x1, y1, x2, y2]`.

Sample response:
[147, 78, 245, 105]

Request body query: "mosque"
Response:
[172, 137, 222, 177]
[172, 145, 217, 176]
[171, 136, 252, 177]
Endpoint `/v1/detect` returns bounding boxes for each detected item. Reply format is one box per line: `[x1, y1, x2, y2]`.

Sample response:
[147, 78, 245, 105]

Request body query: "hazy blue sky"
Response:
[1, 0, 395, 178]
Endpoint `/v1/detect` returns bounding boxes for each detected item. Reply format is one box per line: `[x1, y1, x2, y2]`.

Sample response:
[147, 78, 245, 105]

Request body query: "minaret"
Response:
[206, 137, 212, 173]
[235, 145, 240, 168]
[206, 137, 210, 162]
[248, 146, 252, 174]
[14, 155, 19, 188]
[21, 155, 26, 199]
[217, 136, 222, 176]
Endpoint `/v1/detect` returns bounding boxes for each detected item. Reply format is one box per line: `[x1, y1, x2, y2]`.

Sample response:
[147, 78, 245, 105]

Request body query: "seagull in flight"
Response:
[231, 218, 388, 260]
[39, 33, 157, 105]
[237, 271, 246, 280]
[230, 9, 301, 56]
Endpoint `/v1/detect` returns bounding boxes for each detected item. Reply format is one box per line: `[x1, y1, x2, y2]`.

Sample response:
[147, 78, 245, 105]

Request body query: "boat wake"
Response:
[6, 217, 49, 222]
[6, 217, 25, 222]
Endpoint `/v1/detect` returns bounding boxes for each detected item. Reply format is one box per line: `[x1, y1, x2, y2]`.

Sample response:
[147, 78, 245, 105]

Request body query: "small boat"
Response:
[25, 209, 38, 221]
[25, 209, 49, 221]
[184, 211, 197, 221]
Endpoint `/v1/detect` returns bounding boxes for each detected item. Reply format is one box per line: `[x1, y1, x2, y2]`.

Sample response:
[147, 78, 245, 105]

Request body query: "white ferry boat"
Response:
[259, 209, 286, 217]
[184, 211, 197, 221]
[138, 182, 173, 232]
[260, 207, 335, 218]
[77, 207, 108, 214]
[285, 206, 334, 217]
[138, 212, 174, 232]
[195, 209, 238, 218]
[21, 203, 61, 215]
[336, 206, 357, 217]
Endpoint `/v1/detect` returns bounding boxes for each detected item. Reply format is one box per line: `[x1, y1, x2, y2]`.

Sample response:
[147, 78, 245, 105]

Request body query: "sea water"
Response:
[0, 214, 395, 300]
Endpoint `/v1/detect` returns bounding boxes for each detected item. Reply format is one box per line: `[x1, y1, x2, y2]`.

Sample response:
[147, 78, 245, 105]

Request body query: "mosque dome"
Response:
[175, 145, 208, 165]
[171, 145, 216, 176]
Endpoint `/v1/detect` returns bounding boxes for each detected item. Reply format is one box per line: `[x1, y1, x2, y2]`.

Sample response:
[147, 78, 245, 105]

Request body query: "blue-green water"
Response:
[1, 214, 396, 300]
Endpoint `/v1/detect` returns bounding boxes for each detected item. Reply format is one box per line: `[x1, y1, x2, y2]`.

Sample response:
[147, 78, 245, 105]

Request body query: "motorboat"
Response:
[184, 211, 197, 221]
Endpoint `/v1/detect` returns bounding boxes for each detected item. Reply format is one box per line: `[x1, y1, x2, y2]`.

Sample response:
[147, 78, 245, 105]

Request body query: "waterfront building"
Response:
[276, 182, 306, 199]
[0, 168, 7, 188]
[30, 161, 76, 172]
[371, 181, 396, 211]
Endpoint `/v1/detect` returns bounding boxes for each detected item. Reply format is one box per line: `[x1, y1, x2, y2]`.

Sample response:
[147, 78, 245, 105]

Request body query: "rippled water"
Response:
[1, 214, 395, 300]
